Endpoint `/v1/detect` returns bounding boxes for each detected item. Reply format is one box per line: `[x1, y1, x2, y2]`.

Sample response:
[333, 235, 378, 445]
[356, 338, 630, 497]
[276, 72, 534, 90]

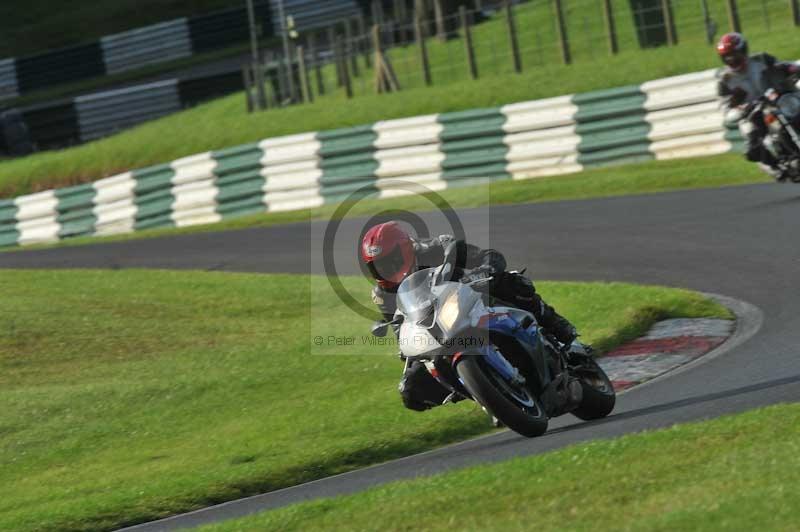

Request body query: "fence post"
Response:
[345, 18, 360, 77]
[307, 33, 325, 96]
[266, 50, 283, 106]
[433, 0, 447, 40]
[414, 12, 432, 86]
[336, 36, 353, 99]
[791, 0, 800, 26]
[263, 58, 276, 108]
[242, 63, 254, 113]
[372, 0, 386, 47]
[355, 13, 371, 69]
[372, 0, 385, 25]
[554, 0, 571, 65]
[700, 0, 714, 44]
[474, 0, 483, 11]
[328, 25, 343, 87]
[602, 0, 618, 54]
[395, 0, 409, 42]
[254, 57, 268, 109]
[460, 6, 478, 79]
[333, 30, 343, 90]
[292, 41, 304, 102]
[505, 0, 522, 73]
[373, 24, 401, 93]
[373, 25, 385, 92]
[726, 0, 741, 32]
[662, 0, 676, 45]
[415, 0, 430, 38]
[297, 45, 312, 103]
[386, 19, 396, 48]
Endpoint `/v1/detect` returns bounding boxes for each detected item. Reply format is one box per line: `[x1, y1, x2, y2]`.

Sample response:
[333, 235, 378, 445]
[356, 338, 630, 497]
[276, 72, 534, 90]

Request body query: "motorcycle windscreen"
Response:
[396, 268, 436, 322]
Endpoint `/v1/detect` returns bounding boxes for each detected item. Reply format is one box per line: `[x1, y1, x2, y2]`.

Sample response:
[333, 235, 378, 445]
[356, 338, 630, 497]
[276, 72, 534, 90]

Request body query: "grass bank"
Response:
[11, 153, 768, 252]
[1, 0, 796, 197]
[203, 402, 800, 531]
[0, 269, 729, 531]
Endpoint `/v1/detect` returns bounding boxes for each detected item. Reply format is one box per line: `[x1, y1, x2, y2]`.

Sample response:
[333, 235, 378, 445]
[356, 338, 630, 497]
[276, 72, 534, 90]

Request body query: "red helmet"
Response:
[717, 32, 749, 71]
[361, 221, 416, 290]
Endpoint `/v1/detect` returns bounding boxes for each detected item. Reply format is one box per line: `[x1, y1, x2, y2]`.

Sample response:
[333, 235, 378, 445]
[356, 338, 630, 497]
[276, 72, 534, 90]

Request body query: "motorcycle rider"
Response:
[716, 32, 800, 181]
[361, 220, 579, 412]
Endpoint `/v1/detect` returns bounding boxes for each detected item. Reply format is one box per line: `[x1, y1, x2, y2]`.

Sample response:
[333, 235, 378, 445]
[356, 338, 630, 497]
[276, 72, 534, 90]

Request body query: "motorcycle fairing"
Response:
[469, 309, 553, 390]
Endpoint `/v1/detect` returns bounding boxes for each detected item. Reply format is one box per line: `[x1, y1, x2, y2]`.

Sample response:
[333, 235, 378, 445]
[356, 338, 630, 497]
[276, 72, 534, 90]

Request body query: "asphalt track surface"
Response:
[3, 183, 799, 530]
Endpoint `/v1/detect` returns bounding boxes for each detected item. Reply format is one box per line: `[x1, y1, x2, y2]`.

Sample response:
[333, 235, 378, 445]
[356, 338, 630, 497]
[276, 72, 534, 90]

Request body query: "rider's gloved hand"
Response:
[730, 87, 747, 107]
[554, 320, 578, 346]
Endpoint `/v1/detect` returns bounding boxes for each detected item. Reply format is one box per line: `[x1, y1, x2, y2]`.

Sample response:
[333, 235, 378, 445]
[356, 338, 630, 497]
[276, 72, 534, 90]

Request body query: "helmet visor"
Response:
[722, 53, 746, 69]
[367, 245, 409, 284]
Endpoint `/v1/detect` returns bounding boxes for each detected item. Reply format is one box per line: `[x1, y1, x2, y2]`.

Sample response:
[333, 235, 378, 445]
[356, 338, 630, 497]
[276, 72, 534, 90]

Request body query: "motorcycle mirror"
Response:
[371, 321, 389, 337]
[371, 316, 402, 337]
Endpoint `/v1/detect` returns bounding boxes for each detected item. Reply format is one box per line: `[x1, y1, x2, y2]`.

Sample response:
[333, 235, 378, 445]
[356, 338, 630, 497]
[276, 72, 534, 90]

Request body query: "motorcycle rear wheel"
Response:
[571, 357, 616, 421]
[456, 354, 548, 438]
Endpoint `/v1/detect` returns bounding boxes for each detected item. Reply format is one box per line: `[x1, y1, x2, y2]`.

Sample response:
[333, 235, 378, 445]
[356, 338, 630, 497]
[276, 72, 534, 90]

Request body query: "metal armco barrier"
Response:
[0, 66, 744, 248]
[18, 68, 244, 150]
[0, 0, 361, 101]
[101, 19, 193, 75]
[75, 80, 182, 142]
[0, 59, 18, 100]
[270, 0, 361, 33]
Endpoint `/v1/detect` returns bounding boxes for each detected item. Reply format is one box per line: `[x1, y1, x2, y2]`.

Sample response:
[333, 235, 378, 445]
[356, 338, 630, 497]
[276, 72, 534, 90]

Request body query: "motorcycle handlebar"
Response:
[466, 276, 494, 287]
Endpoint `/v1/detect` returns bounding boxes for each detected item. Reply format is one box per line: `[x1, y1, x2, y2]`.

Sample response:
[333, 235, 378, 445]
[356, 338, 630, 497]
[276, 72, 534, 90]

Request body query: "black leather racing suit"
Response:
[717, 53, 799, 172]
[371, 234, 577, 412]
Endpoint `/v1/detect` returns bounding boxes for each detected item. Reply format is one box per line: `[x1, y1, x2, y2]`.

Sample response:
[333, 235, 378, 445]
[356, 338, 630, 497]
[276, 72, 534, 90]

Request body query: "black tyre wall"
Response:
[178, 71, 244, 107]
[20, 100, 80, 151]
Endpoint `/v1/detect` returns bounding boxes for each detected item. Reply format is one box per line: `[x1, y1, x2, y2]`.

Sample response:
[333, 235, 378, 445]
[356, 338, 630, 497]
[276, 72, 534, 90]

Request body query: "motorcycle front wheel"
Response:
[456, 354, 548, 438]
[570, 357, 616, 421]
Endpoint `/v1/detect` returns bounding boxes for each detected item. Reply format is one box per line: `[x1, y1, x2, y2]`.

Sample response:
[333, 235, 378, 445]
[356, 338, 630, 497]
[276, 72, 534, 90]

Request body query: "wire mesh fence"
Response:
[243, 0, 800, 112]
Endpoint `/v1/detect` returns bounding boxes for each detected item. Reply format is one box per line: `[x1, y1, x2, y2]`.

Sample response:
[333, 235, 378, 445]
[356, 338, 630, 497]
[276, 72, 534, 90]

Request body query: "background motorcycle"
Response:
[373, 242, 615, 438]
[727, 69, 800, 182]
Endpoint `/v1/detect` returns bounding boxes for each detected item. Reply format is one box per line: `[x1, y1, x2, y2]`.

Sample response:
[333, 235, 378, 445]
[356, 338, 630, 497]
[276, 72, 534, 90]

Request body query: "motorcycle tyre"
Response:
[571, 357, 616, 421]
[456, 355, 548, 438]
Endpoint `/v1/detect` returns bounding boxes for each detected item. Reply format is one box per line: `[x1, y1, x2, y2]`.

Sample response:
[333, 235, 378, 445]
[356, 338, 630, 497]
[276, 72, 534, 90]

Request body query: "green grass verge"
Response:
[0, 269, 729, 531]
[201, 402, 800, 532]
[10, 153, 768, 253]
[0, 0, 794, 197]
